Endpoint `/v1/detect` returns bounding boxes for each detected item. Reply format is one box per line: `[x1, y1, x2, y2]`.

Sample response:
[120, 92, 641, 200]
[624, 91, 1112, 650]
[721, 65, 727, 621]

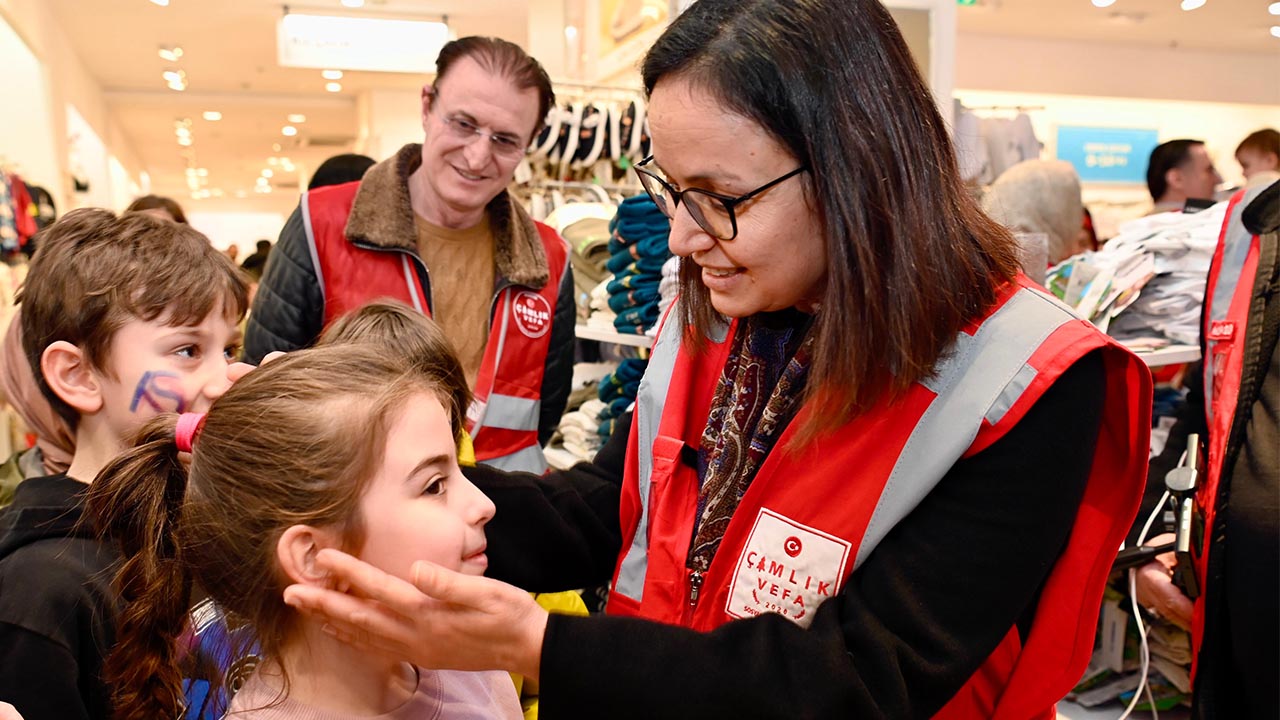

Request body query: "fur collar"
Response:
[343, 144, 549, 288]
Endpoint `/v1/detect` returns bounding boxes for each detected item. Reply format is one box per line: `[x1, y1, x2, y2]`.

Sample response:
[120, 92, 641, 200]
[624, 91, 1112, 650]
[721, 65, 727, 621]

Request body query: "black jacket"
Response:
[244, 144, 576, 447]
[0, 475, 118, 720]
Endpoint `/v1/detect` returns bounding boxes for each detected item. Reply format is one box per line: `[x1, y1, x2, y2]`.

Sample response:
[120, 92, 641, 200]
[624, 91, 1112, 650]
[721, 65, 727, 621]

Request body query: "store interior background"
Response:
[0, 0, 1276, 254]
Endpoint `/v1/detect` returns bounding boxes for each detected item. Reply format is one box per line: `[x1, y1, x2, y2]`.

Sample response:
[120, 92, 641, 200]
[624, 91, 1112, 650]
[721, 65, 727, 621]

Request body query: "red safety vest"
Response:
[303, 182, 570, 473]
[1190, 187, 1264, 676]
[607, 277, 1151, 719]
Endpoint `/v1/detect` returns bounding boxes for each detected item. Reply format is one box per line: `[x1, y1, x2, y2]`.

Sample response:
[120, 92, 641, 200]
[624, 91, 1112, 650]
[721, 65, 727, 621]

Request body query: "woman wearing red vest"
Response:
[283, 1, 1152, 717]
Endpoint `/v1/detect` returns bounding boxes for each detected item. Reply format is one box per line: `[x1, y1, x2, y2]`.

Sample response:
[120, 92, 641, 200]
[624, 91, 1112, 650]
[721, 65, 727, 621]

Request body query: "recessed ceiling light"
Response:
[341, 0, 365, 7]
[272, 143, 282, 152]
[261, 168, 274, 178]
[1271, 2, 1280, 15]
[178, 137, 192, 146]
[202, 111, 222, 121]
[150, 0, 169, 6]
[322, 69, 344, 80]
[1179, 0, 1205, 10]
[282, 125, 298, 137]
[196, 168, 209, 177]
[287, 114, 307, 123]
[1271, 25, 1280, 37]
[325, 82, 343, 93]
[158, 45, 183, 61]
[1091, 0, 1115, 7]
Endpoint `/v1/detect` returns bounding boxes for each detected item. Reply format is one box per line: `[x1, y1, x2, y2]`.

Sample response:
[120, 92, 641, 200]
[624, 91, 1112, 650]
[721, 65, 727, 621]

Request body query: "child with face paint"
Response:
[0, 208, 247, 720]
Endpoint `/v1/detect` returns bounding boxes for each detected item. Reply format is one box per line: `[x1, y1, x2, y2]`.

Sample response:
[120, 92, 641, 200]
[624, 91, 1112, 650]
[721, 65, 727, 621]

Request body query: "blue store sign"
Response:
[1056, 126, 1159, 184]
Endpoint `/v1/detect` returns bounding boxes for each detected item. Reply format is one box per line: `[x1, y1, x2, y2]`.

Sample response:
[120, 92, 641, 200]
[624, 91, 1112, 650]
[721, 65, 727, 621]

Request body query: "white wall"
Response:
[957, 33, 1280, 107]
[0, 15, 58, 194]
[187, 211, 288, 257]
[357, 88, 424, 164]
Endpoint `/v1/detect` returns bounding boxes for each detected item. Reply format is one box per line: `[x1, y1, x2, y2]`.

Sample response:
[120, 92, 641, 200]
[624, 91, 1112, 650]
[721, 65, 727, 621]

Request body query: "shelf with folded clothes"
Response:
[1122, 342, 1200, 368]
[574, 324, 653, 348]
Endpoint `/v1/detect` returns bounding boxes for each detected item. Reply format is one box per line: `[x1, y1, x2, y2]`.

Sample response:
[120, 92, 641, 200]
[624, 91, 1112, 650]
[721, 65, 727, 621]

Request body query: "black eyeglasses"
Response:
[634, 155, 807, 240]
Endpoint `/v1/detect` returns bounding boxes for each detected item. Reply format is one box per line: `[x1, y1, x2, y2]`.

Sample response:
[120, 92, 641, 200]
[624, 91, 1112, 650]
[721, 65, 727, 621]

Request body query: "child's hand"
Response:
[0, 701, 25, 720]
[227, 351, 287, 384]
[284, 549, 550, 680]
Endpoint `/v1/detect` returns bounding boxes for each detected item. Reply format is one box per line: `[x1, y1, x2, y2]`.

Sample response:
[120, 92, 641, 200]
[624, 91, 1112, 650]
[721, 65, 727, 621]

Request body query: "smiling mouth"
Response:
[455, 167, 487, 182]
[703, 267, 743, 278]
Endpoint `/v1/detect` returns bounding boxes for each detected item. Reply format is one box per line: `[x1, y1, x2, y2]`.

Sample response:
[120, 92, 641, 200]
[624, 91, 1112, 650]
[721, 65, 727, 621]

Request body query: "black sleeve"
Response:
[243, 205, 325, 364]
[537, 352, 1106, 720]
[537, 265, 578, 446]
[468, 412, 629, 592]
[0, 623, 94, 720]
[1129, 361, 1208, 546]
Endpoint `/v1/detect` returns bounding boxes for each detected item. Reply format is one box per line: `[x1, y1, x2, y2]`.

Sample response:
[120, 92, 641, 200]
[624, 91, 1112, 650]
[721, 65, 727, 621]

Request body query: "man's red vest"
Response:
[606, 278, 1151, 719]
[302, 182, 570, 474]
[1190, 186, 1265, 676]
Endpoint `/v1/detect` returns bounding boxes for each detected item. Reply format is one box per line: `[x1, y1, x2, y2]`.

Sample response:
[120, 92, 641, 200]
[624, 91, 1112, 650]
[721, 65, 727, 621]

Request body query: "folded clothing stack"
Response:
[597, 357, 647, 439]
[606, 195, 671, 335]
[558, 398, 608, 461]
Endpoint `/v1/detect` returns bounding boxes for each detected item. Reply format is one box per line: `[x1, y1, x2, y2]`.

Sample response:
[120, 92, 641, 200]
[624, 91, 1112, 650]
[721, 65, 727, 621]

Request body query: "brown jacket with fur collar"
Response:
[244, 144, 577, 445]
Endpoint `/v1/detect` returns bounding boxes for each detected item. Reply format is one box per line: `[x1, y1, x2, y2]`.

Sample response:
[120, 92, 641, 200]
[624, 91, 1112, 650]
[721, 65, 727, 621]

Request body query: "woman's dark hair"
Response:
[125, 194, 188, 224]
[86, 344, 464, 720]
[308, 153, 376, 190]
[642, 0, 1020, 435]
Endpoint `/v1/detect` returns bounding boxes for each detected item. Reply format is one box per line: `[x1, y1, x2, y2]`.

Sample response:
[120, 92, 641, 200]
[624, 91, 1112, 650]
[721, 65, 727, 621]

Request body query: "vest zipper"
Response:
[688, 570, 704, 607]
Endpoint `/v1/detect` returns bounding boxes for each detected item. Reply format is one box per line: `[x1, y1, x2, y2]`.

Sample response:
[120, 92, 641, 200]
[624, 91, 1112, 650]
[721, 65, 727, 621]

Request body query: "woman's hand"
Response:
[0, 701, 24, 720]
[283, 549, 550, 680]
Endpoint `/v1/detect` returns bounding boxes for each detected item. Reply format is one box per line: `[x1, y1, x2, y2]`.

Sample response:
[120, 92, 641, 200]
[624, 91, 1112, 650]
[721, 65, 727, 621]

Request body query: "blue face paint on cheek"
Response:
[129, 370, 189, 413]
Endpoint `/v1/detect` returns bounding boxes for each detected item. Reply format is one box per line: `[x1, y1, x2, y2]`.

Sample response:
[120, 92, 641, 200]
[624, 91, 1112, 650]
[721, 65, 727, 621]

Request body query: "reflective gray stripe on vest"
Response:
[481, 443, 548, 474]
[856, 288, 1074, 568]
[1204, 185, 1267, 420]
[470, 293, 512, 432]
[615, 307, 729, 602]
[614, 308, 688, 602]
[400, 254, 424, 313]
[483, 393, 541, 431]
[300, 192, 326, 300]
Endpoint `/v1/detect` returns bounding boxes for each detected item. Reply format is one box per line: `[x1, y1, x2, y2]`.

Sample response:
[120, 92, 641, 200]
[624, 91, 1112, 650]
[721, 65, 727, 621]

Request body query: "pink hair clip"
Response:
[175, 412, 207, 453]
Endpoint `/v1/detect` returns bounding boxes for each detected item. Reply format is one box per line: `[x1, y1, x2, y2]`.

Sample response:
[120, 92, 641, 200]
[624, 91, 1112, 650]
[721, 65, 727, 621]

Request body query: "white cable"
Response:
[1117, 487, 1171, 720]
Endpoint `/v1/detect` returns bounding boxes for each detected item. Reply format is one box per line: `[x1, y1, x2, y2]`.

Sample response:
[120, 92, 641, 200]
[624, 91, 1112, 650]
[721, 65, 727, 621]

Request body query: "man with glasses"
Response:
[246, 36, 575, 474]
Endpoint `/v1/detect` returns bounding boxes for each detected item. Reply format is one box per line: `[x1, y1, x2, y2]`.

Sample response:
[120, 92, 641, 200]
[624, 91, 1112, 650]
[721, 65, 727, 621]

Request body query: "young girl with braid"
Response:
[86, 344, 522, 720]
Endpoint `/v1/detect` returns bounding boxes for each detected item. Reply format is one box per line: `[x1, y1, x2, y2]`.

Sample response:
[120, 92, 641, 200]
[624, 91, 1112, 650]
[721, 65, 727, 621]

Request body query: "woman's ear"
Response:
[277, 525, 344, 586]
[41, 341, 103, 415]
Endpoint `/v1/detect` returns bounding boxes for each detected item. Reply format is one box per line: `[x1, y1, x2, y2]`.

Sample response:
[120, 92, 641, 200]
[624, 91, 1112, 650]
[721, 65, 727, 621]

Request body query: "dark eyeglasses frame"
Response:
[634, 155, 808, 240]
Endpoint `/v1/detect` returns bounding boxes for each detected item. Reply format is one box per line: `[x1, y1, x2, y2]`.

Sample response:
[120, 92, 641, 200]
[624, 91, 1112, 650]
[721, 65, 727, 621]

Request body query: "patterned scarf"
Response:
[687, 310, 815, 577]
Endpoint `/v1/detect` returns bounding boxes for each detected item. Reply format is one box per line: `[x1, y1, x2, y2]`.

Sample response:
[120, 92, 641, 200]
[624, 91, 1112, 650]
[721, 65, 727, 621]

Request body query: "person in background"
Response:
[0, 317, 75, 506]
[245, 36, 575, 474]
[124, 194, 188, 224]
[238, 240, 272, 280]
[1136, 179, 1278, 718]
[1235, 128, 1280, 189]
[281, 1, 1153, 717]
[1146, 139, 1223, 215]
[981, 159, 1086, 265]
[223, 245, 239, 264]
[308, 153, 376, 191]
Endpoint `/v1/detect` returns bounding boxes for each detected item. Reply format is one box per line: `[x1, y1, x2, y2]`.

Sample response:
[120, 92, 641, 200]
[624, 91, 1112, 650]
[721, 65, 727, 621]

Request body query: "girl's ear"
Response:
[277, 525, 344, 586]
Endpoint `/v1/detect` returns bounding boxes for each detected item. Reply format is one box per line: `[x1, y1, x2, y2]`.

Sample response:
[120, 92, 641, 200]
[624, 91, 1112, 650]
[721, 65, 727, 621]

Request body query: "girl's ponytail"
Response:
[85, 414, 193, 720]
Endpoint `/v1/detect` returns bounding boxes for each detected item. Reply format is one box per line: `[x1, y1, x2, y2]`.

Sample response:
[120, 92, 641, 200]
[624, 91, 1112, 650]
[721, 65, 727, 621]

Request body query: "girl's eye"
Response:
[422, 477, 447, 496]
[176, 345, 198, 359]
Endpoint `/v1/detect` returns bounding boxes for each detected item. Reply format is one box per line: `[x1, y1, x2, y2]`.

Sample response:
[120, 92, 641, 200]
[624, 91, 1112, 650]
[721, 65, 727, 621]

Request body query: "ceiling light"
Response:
[322, 69, 344, 80]
[167, 81, 187, 92]
[158, 45, 183, 61]
[1107, 10, 1146, 24]
[1179, 0, 1205, 10]
[178, 137, 192, 146]
[341, 0, 365, 7]
[1271, 2, 1280, 14]
[272, 143, 282, 152]
[162, 70, 185, 82]
[256, 177, 270, 186]
[196, 168, 209, 177]
[278, 14, 449, 74]
[281, 125, 298, 136]
[261, 169, 274, 178]
[326, 82, 343, 92]
[564, 26, 578, 41]
[1091, 0, 1115, 7]
[267, 157, 280, 166]
[150, 0, 169, 6]
[287, 114, 307, 123]
[1272, 25, 1280, 37]
[202, 110, 222, 121]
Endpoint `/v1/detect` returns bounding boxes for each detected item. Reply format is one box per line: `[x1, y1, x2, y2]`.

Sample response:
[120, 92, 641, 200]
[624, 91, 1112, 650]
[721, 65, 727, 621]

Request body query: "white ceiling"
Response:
[46, 0, 1279, 217]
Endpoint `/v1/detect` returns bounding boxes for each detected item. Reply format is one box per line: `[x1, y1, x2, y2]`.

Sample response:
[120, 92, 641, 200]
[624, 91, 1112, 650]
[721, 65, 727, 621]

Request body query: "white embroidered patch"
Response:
[725, 508, 851, 628]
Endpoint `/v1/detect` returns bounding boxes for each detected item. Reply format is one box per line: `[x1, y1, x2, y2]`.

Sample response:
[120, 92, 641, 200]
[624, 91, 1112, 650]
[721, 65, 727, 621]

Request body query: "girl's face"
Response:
[356, 393, 494, 579]
[647, 76, 827, 317]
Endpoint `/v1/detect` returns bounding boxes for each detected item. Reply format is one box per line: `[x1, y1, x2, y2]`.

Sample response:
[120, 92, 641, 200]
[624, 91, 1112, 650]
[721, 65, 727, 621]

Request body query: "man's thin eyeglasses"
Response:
[634, 156, 807, 240]
[431, 104, 527, 160]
